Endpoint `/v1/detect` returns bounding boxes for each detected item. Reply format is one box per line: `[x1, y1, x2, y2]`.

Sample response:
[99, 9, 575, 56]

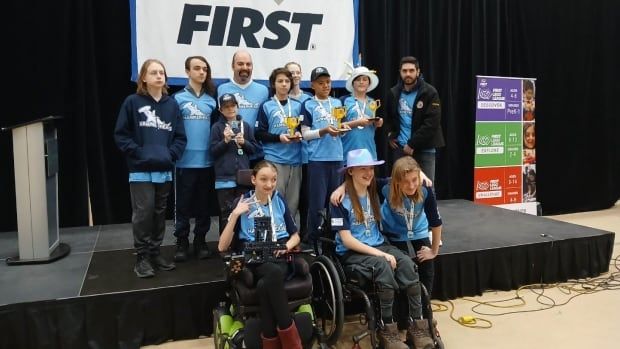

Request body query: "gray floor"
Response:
[0, 219, 220, 306]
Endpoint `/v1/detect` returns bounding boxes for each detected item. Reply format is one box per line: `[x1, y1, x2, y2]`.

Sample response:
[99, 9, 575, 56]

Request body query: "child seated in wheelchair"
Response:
[330, 149, 434, 349]
[218, 160, 303, 349]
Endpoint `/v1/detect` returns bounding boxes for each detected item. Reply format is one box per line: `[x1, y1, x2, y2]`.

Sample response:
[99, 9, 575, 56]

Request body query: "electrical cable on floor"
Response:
[433, 253, 620, 329]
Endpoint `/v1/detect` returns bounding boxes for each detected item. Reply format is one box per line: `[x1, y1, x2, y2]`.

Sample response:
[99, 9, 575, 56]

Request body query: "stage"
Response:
[0, 199, 614, 348]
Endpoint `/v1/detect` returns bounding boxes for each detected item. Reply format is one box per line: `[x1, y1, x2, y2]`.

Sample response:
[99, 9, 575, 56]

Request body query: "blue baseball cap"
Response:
[219, 93, 238, 106]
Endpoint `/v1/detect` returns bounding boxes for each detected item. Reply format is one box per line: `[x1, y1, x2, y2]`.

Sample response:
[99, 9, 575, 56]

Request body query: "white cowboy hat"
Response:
[339, 148, 385, 172]
[345, 66, 379, 93]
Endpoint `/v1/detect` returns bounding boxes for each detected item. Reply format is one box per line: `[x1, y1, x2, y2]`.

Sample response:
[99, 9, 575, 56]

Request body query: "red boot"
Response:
[261, 333, 281, 349]
[277, 321, 302, 349]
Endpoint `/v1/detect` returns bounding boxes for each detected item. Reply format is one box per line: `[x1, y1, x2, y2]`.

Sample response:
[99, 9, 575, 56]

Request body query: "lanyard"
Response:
[273, 96, 292, 119]
[355, 98, 367, 119]
[251, 191, 277, 242]
[363, 194, 371, 237]
[313, 96, 333, 123]
[404, 197, 417, 239]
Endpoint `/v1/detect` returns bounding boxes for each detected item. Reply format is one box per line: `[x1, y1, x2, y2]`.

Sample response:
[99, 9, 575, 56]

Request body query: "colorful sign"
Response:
[474, 76, 537, 211]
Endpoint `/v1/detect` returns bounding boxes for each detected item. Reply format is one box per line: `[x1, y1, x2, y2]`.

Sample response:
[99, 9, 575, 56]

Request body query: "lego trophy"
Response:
[332, 106, 347, 131]
[368, 99, 381, 119]
[284, 116, 301, 139]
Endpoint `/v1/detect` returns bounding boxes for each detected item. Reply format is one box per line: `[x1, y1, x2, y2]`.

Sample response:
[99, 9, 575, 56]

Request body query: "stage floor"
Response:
[0, 199, 615, 304]
[0, 200, 615, 347]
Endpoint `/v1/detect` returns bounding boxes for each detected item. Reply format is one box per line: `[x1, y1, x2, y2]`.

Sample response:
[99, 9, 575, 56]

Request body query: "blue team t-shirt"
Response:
[236, 190, 297, 242]
[257, 97, 302, 166]
[397, 90, 417, 147]
[174, 86, 216, 168]
[330, 193, 384, 255]
[340, 95, 378, 160]
[301, 97, 344, 162]
[380, 184, 442, 242]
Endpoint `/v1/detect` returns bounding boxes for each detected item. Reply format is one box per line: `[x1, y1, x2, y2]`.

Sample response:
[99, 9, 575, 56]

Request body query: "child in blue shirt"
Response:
[340, 66, 384, 160]
[172, 56, 217, 261]
[301, 67, 349, 247]
[218, 161, 302, 349]
[330, 149, 431, 349]
[256, 67, 303, 221]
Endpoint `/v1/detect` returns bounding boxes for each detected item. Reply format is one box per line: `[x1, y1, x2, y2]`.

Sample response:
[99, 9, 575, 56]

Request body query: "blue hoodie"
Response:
[114, 93, 186, 172]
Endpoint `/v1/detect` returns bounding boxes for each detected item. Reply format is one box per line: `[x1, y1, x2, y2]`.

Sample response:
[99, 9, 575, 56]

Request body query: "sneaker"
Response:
[134, 255, 155, 278]
[377, 323, 408, 349]
[193, 238, 212, 260]
[150, 255, 176, 271]
[407, 319, 434, 349]
[174, 237, 189, 262]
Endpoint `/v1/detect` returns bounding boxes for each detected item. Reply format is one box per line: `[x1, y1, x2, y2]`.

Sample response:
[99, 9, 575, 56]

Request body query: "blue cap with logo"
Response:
[219, 93, 238, 106]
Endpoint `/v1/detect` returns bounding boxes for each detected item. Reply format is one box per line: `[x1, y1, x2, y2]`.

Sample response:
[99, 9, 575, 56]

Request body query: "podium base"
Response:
[6, 242, 71, 266]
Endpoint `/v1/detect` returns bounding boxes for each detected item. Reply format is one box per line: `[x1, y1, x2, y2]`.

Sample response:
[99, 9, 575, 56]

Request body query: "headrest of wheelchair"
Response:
[236, 169, 253, 187]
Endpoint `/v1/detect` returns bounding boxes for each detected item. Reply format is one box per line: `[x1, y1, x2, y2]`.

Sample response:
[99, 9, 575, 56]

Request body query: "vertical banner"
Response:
[130, 0, 359, 87]
[473, 76, 537, 214]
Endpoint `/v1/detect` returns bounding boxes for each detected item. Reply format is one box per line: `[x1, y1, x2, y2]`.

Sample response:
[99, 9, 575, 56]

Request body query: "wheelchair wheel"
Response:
[310, 255, 344, 346]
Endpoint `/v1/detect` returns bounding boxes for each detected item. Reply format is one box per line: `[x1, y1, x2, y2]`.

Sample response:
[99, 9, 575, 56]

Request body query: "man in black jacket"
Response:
[385, 56, 444, 182]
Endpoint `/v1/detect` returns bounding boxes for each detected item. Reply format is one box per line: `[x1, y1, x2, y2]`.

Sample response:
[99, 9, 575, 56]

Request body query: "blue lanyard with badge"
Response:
[404, 197, 419, 239]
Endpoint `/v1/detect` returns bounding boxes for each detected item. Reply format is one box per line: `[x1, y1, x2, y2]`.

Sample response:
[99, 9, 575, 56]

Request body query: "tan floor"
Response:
[143, 201, 619, 349]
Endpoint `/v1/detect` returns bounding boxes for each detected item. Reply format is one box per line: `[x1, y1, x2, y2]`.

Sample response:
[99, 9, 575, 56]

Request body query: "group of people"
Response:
[114, 50, 445, 349]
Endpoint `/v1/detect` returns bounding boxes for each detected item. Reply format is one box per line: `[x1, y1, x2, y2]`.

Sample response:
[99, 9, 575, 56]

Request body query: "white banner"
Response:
[130, 0, 359, 87]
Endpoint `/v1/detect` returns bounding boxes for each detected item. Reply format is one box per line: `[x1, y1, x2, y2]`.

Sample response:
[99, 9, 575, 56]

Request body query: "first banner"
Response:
[130, 0, 359, 87]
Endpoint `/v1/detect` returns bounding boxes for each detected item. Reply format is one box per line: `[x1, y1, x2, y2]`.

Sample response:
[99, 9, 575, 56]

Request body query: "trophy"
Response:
[332, 106, 347, 131]
[284, 116, 301, 139]
[368, 99, 381, 119]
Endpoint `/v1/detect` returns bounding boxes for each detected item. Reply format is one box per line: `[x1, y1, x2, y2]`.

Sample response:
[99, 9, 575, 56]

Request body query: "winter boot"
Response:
[407, 318, 434, 349]
[174, 237, 190, 262]
[193, 238, 212, 260]
[261, 333, 281, 349]
[277, 321, 302, 349]
[377, 322, 408, 349]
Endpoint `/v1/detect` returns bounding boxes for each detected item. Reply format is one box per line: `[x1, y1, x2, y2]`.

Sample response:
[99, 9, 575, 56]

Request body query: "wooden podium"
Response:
[2, 116, 70, 265]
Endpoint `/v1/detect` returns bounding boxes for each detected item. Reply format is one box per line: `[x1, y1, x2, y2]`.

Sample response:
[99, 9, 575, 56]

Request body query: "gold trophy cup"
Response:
[332, 106, 347, 130]
[368, 99, 381, 118]
[284, 116, 300, 138]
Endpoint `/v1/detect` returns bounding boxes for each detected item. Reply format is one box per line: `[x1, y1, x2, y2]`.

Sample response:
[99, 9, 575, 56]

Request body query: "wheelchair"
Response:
[313, 209, 445, 349]
[212, 221, 341, 349]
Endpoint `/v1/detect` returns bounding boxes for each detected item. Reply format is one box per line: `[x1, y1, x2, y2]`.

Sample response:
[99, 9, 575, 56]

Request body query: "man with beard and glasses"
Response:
[217, 50, 269, 167]
[385, 56, 444, 183]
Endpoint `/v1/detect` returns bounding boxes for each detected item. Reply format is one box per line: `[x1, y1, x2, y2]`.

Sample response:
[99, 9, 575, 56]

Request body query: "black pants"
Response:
[251, 262, 292, 337]
[174, 167, 215, 240]
[129, 182, 172, 256]
[391, 238, 435, 322]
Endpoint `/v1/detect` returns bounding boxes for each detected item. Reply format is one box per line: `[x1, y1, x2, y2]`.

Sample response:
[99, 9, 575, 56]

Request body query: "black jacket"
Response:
[210, 117, 259, 182]
[385, 79, 445, 150]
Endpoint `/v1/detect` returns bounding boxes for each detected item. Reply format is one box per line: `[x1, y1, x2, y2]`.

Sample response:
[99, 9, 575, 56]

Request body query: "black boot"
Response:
[174, 237, 190, 262]
[150, 254, 176, 271]
[193, 238, 212, 260]
[134, 255, 155, 278]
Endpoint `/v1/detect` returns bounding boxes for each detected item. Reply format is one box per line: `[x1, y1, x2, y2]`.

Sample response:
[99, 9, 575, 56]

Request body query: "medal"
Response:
[237, 148, 244, 155]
